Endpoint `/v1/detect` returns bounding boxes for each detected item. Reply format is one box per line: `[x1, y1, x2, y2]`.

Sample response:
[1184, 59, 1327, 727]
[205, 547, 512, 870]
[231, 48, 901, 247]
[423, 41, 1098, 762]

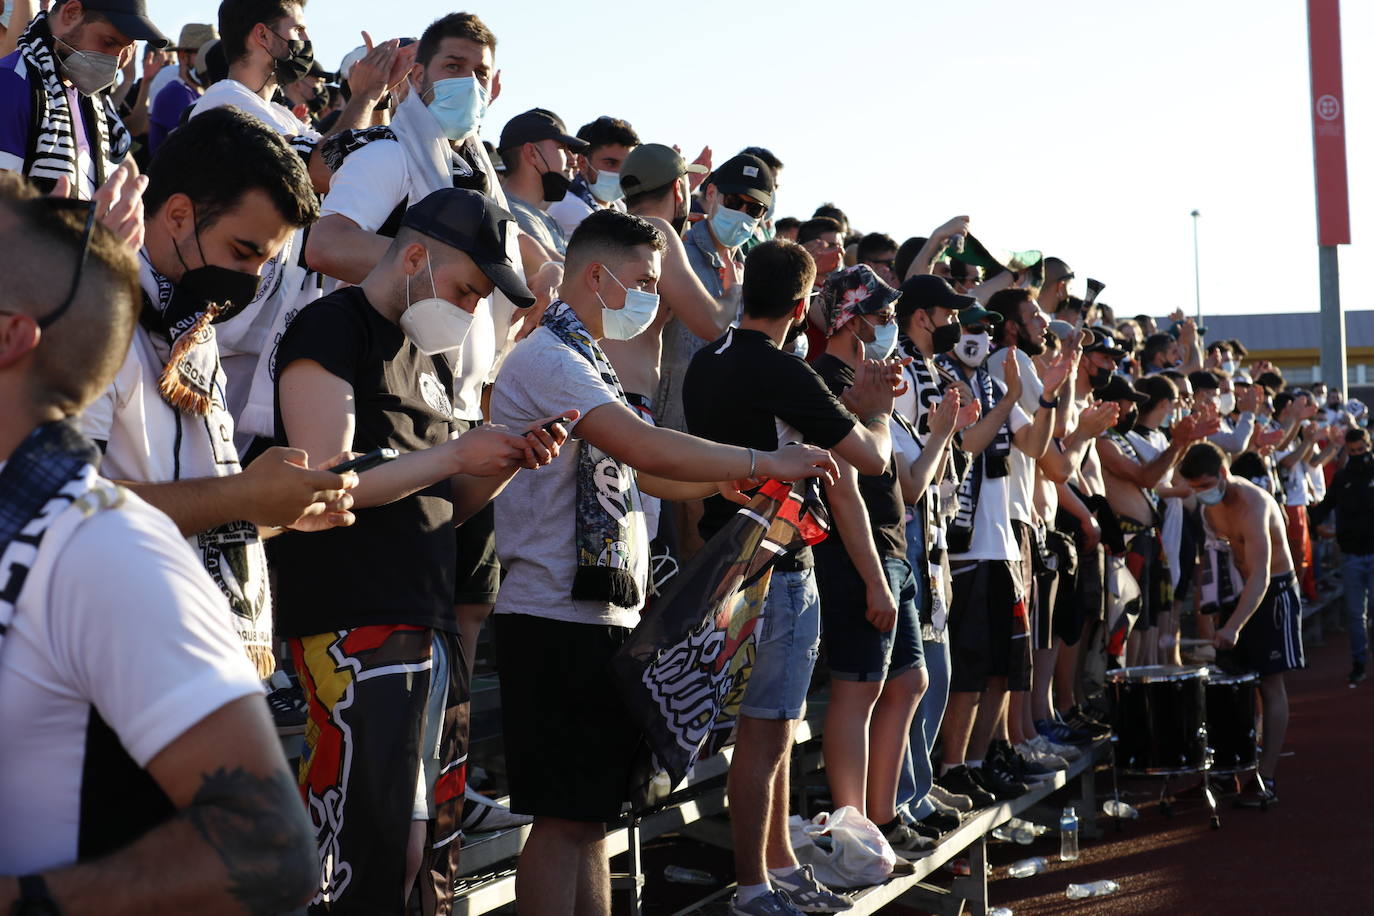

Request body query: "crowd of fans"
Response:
[0, 1, 1368, 915]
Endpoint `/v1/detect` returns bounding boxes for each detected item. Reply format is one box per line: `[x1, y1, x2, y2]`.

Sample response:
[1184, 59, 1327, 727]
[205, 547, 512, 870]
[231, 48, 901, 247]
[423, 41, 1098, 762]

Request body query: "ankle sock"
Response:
[876, 817, 900, 832]
[736, 883, 770, 904]
[966, 758, 983, 769]
[767, 865, 800, 881]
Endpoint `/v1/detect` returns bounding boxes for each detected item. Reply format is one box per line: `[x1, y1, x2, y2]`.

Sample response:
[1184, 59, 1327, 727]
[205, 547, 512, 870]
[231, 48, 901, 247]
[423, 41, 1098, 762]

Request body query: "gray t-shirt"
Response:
[490, 325, 647, 628]
[505, 190, 568, 256]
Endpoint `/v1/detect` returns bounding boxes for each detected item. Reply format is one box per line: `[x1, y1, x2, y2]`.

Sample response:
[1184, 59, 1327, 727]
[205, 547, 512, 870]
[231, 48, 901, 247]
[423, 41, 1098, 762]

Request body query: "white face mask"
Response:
[1196, 478, 1227, 506]
[954, 331, 992, 368]
[1217, 391, 1236, 414]
[399, 251, 474, 355]
[1221, 358, 1239, 376]
[596, 265, 659, 341]
[588, 168, 624, 204]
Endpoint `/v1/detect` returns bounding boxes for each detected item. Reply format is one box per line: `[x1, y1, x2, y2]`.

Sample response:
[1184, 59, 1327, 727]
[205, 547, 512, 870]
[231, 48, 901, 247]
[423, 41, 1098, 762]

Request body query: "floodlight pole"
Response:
[1190, 210, 1202, 325]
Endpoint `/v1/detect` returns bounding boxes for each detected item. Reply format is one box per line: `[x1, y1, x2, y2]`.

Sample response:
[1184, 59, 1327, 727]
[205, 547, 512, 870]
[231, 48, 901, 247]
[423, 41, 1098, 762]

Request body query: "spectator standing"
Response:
[498, 106, 586, 257]
[547, 114, 638, 236]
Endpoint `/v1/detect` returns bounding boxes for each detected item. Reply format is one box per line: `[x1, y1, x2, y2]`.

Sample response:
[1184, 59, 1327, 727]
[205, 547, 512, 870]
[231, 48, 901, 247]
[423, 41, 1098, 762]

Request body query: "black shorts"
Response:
[452, 419, 501, 605]
[1058, 543, 1102, 646]
[493, 613, 640, 822]
[948, 559, 1030, 693]
[1219, 573, 1306, 677]
[1034, 530, 1077, 651]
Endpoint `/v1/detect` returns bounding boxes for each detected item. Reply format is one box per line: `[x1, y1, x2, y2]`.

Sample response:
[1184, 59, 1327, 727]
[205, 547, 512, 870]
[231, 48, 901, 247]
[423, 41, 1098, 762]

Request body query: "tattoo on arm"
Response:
[184, 767, 318, 916]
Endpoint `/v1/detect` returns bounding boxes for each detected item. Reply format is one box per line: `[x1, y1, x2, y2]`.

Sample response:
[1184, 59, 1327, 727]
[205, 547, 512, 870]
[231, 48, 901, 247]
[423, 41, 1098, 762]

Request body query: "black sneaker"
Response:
[1234, 776, 1278, 809]
[918, 808, 962, 834]
[973, 760, 1031, 800]
[936, 764, 997, 808]
[1063, 705, 1112, 740]
[989, 739, 1054, 780]
[265, 672, 307, 735]
[1350, 661, 1367, 686]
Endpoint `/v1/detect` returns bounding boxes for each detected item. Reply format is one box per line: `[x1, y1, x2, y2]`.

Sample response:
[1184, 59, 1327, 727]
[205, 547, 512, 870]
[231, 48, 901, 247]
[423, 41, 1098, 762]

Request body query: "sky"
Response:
[143, 0, 1372, 319]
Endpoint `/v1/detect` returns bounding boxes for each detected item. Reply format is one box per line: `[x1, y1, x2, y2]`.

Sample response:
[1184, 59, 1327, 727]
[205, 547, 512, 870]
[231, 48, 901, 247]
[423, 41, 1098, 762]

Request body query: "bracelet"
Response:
[1038, 395, 1059, 409]
[863, 413, 889, 428]
[747, 448, 757, 478]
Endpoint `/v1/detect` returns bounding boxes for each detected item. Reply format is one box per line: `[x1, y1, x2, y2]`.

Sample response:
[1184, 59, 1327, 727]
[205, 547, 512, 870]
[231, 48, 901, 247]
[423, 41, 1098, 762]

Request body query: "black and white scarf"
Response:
[936, 354, 1011, 554]
[542, 301, 648, 606]
[0, 420, 119, 659]
[14, 14, 130, 194]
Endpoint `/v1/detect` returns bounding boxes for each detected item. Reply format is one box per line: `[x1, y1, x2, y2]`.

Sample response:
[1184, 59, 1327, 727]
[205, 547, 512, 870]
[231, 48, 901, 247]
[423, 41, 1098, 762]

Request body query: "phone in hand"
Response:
[537, 415, 576, 434]
[328, 448, 398, 474]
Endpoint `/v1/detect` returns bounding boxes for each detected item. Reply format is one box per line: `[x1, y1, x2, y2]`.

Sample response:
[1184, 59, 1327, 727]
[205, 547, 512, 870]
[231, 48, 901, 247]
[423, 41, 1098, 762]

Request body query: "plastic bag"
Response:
[789, 806, 896, 889]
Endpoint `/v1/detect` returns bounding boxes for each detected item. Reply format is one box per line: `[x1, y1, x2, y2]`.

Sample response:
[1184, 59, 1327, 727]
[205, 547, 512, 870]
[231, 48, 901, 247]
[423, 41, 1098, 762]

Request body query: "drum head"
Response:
[1107, 664, 1210, 684]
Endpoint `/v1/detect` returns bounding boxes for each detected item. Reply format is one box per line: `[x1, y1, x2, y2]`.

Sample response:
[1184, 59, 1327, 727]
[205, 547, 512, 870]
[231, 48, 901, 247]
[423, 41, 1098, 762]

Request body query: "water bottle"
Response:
[1103, 799, 1139, 819]
[1066, 879, 1120, 899]
[663, 865, 714, 886]
[1007, 857, 1047, 878]
[989, 908, 1014, 916]
[1059, 807, 1079, 862]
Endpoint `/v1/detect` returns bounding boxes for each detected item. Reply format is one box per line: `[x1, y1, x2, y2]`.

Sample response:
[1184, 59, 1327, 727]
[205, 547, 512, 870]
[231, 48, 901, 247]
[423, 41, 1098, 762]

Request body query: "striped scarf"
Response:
[14, 14, 131, 194]
[936, 354, 1010, 554]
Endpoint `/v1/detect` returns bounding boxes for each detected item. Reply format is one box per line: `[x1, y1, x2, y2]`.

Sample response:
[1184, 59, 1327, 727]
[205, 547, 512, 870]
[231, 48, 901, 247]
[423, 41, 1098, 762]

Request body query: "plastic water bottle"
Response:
[1007, 857, 1047, 878]
[663, 865, 714, 885]
[1103, 799, 1139, 819]
[989, 908, 1014, 916]
[1059, 807, 1079, 862]
[1066, 879, 1120, 899]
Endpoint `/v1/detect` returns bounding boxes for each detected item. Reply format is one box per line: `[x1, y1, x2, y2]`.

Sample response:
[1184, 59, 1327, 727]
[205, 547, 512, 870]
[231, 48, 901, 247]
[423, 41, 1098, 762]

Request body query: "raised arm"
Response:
[642, 215, 731, 340]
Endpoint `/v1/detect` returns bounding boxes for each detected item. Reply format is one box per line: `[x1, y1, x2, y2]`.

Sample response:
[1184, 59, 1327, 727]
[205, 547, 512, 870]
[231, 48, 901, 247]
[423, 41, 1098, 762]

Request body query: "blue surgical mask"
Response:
[865, 320, 898, 361]
[709, 203, 758, 250]
[597, 267, 660, 340]
[1196, 479, 1226, 506]
[426, 77, 488, 141]
[589, 168, 624, 204]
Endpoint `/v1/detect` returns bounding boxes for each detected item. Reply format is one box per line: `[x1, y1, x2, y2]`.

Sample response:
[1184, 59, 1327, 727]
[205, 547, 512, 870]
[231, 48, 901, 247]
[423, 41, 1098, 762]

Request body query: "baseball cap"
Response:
[619, 143, 708, 199]
[820, 265, 899, 337]
[895, 274, 977, 322]
[705, 154, 775, 208]
[83, 0, 167, 46]
[1188, 370, 1221, 392]
[957, 304, 1003, 330]
[1084, 328, 1127, 359]
[499, 109, 589, 154]
[401, 189, 535, 308]
[338, 45, 368, 82]
[1097, 374, 1148, 403]
[174, 23, 216, 52]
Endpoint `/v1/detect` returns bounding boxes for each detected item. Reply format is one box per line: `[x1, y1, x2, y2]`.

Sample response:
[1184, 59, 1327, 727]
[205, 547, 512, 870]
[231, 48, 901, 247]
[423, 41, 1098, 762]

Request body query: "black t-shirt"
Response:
[682, 328, 857, 567]
[269, 286, 459, 636]
[812, 354, 907, 560]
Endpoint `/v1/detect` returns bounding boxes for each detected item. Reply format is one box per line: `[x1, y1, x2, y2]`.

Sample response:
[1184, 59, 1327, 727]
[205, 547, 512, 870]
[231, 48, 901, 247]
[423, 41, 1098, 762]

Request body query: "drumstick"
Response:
[1159, 635, 1215, 648]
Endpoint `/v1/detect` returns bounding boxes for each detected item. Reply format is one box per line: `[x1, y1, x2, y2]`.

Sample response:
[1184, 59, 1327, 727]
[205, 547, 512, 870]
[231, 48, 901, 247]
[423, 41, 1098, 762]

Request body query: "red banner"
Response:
[1307, 0, 1351, 246]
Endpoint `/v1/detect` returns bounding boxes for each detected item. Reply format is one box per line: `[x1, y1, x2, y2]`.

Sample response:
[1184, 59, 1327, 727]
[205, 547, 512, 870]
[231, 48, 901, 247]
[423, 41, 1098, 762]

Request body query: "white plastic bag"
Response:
[789, 806, 897, 889]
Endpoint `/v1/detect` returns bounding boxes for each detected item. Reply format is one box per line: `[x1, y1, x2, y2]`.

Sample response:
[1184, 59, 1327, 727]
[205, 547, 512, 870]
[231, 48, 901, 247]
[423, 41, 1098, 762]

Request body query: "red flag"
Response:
[1307, 0, 1351, 246]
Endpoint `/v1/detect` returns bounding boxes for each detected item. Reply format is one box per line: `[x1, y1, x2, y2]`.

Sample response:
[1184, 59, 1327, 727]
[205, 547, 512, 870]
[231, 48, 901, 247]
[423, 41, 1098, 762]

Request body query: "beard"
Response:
[1016, 325, 1046, 356]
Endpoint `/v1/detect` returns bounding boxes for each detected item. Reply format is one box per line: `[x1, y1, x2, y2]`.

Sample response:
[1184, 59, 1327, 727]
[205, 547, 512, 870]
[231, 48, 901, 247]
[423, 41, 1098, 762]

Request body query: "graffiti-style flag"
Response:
[611, 479, 828, 812]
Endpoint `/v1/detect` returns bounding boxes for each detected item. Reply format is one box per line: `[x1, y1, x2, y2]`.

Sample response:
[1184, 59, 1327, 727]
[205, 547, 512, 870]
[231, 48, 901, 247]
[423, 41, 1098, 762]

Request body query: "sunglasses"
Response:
[723, 193, 767, 220]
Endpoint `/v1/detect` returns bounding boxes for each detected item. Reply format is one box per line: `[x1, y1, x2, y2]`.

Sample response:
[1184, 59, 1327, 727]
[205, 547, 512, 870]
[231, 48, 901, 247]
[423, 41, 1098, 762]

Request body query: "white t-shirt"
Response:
[190, 77, 319, 140]
[0, 487, 262, 873]
[320, 138, 495, 419]
[951, 392, 1031, 564]
[988, 348, 1043, 525]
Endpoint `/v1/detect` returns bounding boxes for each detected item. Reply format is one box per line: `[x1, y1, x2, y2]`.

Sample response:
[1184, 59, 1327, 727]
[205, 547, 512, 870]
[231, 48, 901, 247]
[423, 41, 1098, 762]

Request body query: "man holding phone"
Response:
[273, 188, 567, 915]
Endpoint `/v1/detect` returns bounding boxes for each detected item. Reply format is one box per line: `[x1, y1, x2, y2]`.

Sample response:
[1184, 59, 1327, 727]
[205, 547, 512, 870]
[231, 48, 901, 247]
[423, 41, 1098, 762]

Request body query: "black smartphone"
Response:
[537, 415, 576, 434]
[328, 447, 398, 474]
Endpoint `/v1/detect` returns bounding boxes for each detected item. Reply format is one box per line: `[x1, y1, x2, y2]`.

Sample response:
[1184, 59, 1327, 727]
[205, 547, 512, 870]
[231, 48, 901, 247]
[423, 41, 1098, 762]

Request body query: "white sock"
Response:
[736, 883, 771, 904]
[768, 865, 801, 881]
[966, 759, 983, 769]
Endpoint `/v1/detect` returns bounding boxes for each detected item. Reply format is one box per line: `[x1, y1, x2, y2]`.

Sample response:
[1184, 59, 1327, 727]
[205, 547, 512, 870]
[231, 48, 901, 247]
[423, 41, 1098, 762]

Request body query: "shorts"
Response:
[1013, 521, 1041, 653]
[1034, 529, 1077, 651]
[815, 546, 923, 682]
[740, 567, 822, 719]
[1058, 543, 1103, 646]
[1123, 521, 1172, 629]
[452, 418, 501, 605]
[494, 613, 640, 823]
[948, 559, 1031, 693]
[1219, 572, 1306, 677]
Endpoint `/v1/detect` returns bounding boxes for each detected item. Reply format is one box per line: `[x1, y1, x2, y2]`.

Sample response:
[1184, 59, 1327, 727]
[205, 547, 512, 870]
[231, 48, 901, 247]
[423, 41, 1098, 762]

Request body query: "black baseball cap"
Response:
[895, 274, 977, 322]
[83, 0, 168, 46]
[498, 109, 589, 154]
[1097, 374, 1148, 403]
[1084, 327, 1127, 359]
[401, 189, 535, 308]
[705, 153, 775, 208]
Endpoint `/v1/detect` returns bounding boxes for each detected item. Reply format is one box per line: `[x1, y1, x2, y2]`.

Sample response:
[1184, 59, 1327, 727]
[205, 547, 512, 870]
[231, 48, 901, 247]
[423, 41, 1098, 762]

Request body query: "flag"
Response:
[611, 479, 829, 812]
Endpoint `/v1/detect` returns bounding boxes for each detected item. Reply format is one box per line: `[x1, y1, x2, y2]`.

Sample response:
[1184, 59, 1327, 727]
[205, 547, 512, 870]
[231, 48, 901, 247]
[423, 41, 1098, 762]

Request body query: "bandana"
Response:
[820, 264, 899, 337]
[14, 14, 131, 194]
[937, 353, 1011, 554]
[542, 301, 648, 607]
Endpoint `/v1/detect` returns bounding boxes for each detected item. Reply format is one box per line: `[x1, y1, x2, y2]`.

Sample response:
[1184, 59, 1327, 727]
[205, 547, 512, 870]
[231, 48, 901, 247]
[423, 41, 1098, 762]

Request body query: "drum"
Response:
[1106, 665, 1210, 775]
[1206, 671, 1259, 775]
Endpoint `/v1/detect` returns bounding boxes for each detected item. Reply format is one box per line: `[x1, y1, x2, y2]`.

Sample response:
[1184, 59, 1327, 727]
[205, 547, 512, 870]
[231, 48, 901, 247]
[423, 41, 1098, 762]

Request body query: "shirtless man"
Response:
[1179, 441, 1305, 807]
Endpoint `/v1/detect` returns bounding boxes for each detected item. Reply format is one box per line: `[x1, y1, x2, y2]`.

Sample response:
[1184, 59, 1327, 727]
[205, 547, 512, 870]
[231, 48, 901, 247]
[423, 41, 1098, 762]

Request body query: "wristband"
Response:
[747, 448, 757, 479]
[1038, 395, 1059, 410]
[863, 413, 889, 429]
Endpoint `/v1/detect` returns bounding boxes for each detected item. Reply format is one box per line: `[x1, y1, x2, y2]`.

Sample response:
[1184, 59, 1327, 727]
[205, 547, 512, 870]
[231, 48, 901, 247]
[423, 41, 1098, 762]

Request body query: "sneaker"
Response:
[732, 889, 806, 916]
[973, 760, 1030, 800]
[1064, 705, 1112, 740]
[1036, 716, 1095, 747]
[881, 821, 936, 857]
[928, 783, 975, 812]
[1017, 740, 1069, 771]
[460, 785, 533, 832]
[926, 793, 963, 818]
[1027, 733, 1082, 762]
[265, 671, 307, 735]
[1233, 776, 1278, 809]
[936, 765, 997, 809]
[1350, 661, 1367, 686]
[990, 740, 1054, 780]
[770, 865, 852, 913]
[918, 808, 962, 834]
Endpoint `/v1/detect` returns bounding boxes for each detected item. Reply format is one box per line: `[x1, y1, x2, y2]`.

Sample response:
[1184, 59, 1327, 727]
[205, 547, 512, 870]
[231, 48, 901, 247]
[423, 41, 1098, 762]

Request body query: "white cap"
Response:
[338, 45, 368, 82]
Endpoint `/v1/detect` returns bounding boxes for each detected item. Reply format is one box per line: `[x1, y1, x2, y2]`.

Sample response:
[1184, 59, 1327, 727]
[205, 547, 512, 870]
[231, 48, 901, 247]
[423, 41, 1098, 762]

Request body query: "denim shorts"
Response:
[740, 568, 822, 720]
[815, 547, 924, 682]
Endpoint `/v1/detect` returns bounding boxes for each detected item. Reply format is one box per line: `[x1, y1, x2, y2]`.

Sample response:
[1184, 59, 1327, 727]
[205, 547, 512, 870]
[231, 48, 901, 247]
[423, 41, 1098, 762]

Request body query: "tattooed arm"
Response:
[0, 696, 318, 915]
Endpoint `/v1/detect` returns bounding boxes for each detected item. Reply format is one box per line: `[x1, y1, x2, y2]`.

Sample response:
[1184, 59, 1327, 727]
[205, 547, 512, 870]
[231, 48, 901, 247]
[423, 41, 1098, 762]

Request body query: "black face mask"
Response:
[1090, 366, 1113, 390]
[1350, 452, 1373, 472]
[269, 30, 314, 86]
[540, 169, 571, 203]
[930, 322, 961, 354]
[305, 88, 328, 114]
[171, 220, 262, 328]
[1114, 408, 1137, 435]
[784, 316, 806, 346]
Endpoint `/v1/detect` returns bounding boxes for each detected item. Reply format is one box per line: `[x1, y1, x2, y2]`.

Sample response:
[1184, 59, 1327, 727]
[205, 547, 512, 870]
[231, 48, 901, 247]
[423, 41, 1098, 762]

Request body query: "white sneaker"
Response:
[928, 783, 974, 812]
[1029, 733, 1081, 762]
[1017, 741, 1069, 770]
[460, 785, 532, 832]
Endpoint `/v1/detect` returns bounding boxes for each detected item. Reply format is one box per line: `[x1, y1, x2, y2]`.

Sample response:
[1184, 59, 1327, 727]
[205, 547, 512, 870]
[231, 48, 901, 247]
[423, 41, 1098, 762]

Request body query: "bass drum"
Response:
[1206, 671, 1259, 775]
[1106, 665, 1210, 776]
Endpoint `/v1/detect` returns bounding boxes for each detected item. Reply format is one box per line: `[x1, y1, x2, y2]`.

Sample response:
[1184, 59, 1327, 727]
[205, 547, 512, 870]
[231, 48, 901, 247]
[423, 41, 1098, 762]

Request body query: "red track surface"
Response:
[959, 634, 1374, 915]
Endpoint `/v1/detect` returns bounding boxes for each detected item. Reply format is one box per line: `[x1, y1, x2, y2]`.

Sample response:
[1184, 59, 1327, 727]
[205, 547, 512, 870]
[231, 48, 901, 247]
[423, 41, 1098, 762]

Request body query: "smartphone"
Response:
[537, 415, 576, 434]
[328, 448, 398, 474]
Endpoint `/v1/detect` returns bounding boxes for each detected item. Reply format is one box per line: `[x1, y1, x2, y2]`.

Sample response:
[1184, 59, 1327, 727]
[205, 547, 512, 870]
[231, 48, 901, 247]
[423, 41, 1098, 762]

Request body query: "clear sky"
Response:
[145, 0, 1370, 319]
